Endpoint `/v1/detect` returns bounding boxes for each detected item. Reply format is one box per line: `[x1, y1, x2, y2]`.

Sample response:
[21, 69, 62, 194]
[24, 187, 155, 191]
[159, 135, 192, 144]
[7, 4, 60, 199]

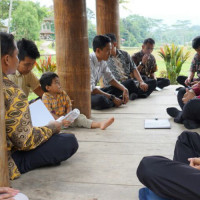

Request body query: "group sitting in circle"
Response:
[3, 31, 200, 200]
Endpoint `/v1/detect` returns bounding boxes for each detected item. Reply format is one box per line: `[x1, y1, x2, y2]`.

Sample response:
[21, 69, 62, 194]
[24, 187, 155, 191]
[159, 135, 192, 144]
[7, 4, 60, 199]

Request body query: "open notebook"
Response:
[144, 119, 171, 129]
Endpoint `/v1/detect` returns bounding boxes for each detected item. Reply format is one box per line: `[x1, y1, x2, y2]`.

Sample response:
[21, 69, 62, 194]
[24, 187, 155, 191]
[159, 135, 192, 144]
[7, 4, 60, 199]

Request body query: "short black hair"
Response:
[40, 72, 59, 92]
[105, 33, 117, 43]
[143, 38, 155, 45]
[17, 38, 40, 61]
[192, 36, 200, 49]
[0, 32, 16, 57]
[92, 35, 111, 52]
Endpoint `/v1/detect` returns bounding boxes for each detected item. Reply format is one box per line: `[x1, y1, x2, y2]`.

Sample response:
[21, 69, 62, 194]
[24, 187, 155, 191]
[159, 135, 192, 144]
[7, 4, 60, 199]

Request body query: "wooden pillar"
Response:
[96, 0, 120, 48]
[53, 0, 91, 118]
[0, 42, 9, 186]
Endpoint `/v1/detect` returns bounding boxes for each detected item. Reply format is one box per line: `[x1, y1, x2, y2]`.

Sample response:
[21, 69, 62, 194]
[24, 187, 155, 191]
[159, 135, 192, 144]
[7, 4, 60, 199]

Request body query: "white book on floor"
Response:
[29, 99, 54, 127]
[144, 118, 171, 129]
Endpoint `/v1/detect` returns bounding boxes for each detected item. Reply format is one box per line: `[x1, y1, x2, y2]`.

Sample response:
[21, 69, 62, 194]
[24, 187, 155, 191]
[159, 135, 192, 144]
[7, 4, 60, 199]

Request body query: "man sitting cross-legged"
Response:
[90, 35, 129, 110]
[132, 38, 170, 89]
[177, 36, 200, 87]
[0, 32, 78, 180]
[167, 82, 200, 129]
[103, 33, 156, 100]
[137, 131, 200, 200]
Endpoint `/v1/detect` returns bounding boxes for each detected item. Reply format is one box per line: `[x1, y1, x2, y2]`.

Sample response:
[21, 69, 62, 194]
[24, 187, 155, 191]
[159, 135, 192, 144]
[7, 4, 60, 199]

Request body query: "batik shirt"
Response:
[132, 50, 157, 77]
[3, 74, 53, 180]
[42, 90, 72, 117]
[190, 53, 200, 78]
[103, 49, 136, 87]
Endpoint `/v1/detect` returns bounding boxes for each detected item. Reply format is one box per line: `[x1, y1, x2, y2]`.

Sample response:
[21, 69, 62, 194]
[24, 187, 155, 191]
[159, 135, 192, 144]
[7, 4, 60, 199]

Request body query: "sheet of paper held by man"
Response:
[29, 99, 54, 127]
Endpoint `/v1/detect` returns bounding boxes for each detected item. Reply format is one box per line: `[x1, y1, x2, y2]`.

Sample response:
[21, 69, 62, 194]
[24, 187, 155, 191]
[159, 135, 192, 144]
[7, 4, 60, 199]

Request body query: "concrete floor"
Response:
[12, 85, 198, 200]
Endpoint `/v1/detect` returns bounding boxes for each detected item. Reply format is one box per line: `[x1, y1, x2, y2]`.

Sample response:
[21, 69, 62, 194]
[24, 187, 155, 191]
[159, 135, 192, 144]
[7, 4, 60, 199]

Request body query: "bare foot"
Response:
[100, 117, 115, 130]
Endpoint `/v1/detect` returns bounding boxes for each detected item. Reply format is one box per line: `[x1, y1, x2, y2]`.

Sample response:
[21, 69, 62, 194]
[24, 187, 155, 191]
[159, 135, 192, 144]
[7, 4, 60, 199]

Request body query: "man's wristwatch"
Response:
[139, 61, 145, 67]
[110, 94, 116, 101]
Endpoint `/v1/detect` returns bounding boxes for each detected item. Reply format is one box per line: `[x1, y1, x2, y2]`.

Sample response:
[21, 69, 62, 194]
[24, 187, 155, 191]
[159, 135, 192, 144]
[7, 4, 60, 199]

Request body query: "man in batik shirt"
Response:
[1, 32, 78, 180]
[177, 36, 200, 87]
[104, 33, 156, 100]
[132, 38, 170, 89]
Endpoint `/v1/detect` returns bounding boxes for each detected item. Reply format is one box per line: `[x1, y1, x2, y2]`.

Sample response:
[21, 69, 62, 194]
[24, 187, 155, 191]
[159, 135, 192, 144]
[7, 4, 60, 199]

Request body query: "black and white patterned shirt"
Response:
[190, 53, 200, 78]
[103, 49, 136, 87]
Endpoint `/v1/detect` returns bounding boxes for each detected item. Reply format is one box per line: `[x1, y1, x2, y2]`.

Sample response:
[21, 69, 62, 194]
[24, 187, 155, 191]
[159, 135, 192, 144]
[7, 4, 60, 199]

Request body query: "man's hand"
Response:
[62, 119, 73, 128]
[185, 77, 192, 86]
[122, 88, 129, 104]
[142, 54, 149, 65]
[182, 88, 196, 104]
[113, 97, 123, 107]
[47, 121, 62, 134]
[188, 157, 200, 170]
[0, 187, 19, 200]
[190, 81, 199, 85]
[139, 81, 148, 91]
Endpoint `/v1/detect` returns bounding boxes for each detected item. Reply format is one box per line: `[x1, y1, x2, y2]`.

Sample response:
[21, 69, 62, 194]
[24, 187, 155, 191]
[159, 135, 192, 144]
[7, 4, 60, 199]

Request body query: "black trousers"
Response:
[142, 75, 170, 89]
[12, 133, 79, 174]
[91, 79, 156, 110]
[177, 87, 186, 109]
[175, 98, 200, 128]
[137, 131, 200, 200]
[177, 75, 188, 87]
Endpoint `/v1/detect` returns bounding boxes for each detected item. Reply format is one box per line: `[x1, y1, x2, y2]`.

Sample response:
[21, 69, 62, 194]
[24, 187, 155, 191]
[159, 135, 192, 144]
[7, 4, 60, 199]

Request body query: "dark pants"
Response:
[91, 79, 156, 110]
[175, 98, 200, 128]
[12, 133, 79, 174]
[137, 131, 200, 200]
[177, 87, 186, 109]
[142, 76, 170, 89]
[177, 75, 188, 87]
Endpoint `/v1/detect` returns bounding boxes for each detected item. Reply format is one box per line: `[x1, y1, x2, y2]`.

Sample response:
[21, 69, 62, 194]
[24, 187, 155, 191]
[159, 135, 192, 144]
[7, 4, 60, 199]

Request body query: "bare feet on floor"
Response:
[100, 117, 115, 130]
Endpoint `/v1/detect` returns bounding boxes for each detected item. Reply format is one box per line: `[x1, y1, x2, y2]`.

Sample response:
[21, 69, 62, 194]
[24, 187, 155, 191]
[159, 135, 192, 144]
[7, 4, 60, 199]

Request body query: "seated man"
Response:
[132, 38, 170, 89]
[167, 82, 200, 129]
[137, 131, 200, 200]
[177, 36, 200, 87]
[103, 33, 156, 100]
[40, 72, 114, 130]
[1, 32, 78, 180]
[90, 35, 129, 110]
[8, 38, 44, 98]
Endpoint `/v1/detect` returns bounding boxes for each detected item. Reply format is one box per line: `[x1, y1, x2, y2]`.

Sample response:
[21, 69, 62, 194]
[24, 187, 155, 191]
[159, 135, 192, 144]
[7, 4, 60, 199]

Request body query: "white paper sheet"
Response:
[144, 119, 171, 129]
[29, 99, 54, 127]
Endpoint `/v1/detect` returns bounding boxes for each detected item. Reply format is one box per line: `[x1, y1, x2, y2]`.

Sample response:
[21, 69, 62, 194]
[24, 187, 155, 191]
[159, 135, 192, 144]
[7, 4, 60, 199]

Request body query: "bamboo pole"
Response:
[0, 38, 10, 186]
[53, 0, 91, 118]
[96, 0, 120, 49]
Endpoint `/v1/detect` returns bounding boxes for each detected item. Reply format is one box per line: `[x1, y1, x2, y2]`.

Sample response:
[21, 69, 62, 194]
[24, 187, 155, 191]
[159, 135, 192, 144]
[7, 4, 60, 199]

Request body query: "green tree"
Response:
[11, 2, 40, 40]
[87, 8, 96, 48]
[0, 0, 20, 23]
